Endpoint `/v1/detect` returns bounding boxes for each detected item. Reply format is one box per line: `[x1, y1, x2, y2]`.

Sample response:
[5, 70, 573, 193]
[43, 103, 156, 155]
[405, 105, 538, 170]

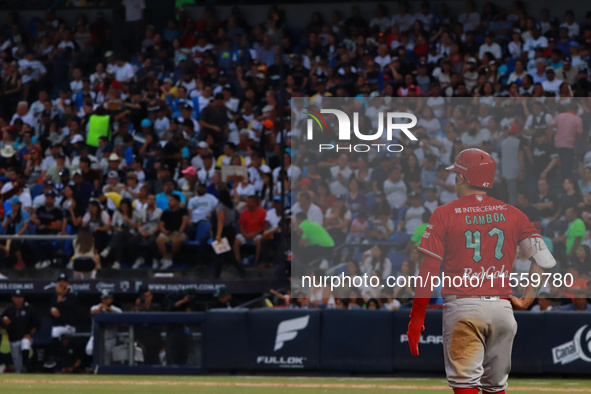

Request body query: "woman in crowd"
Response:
[212, 189, 245, 278]
[104, 198, 137, 269]
[82, 199, 111, 257]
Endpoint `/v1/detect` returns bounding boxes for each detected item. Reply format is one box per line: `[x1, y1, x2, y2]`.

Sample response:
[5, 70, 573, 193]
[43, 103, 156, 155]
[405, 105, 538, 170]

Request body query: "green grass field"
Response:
[1, 375, 590, 393]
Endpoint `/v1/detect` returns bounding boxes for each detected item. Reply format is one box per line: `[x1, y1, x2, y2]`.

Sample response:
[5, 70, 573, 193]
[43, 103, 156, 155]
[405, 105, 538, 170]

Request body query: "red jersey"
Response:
[417, 194, 540, 296]
[238, 207, 267, 233]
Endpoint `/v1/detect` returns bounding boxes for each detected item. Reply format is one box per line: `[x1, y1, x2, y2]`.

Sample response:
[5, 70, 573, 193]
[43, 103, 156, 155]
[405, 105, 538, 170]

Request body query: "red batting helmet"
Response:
[446, 148, 496, 189]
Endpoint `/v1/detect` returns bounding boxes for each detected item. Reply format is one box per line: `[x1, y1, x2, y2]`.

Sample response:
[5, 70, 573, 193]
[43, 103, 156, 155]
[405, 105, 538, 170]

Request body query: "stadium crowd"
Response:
[0, 3, 587, 301]
[0, 0, 591, 375]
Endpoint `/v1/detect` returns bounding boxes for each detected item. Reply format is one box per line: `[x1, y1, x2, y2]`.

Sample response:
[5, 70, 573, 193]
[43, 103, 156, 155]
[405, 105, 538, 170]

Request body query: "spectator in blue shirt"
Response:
[155, 177, 186, 210]
[554, 292, 591, 312]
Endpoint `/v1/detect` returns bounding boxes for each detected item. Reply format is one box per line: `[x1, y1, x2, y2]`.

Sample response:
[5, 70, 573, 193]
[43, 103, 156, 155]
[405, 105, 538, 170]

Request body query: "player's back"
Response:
[418, 193, 539, 296]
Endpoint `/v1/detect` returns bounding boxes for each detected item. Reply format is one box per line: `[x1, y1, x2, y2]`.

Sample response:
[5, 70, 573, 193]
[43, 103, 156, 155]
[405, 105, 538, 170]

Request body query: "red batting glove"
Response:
[407, 298, 429, 357]
[407, 320, 425, 357]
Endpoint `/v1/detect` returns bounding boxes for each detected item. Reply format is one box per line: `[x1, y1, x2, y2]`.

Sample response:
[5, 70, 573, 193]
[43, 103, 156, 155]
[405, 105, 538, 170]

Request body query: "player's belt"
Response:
[445, 295, 511, 301]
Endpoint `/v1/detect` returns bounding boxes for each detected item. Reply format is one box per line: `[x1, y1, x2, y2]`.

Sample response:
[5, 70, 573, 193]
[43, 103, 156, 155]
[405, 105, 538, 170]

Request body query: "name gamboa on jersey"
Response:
[417, 194, 540, 296]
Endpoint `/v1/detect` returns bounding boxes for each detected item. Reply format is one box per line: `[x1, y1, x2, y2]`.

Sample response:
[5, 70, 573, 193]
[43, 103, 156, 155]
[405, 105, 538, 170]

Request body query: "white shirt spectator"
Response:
[426, 97, 445, 118]
[265, 207, 281, 229]
[114, 62, 134, 83]
[404, 206, 426, 234]
[153, 116, 170, 136]
[329, 165, 353, 197]
[383, 178, 407, 209]
[438, 173, 457, 205]
[10, 112, 35, 127]
[560, 22, 580, 38]
[374, 54, 391, 70]
[18, 58, 46, 84]
[292, 202, 324, 226]
[541, 78, 561, 97]
[122, 0, 145, 22]
[479, 42, 502, 59]
[248, 165, 271, 192]
[187, 193, 218, 223]
[524, 36, 548, 59]
[197, 166, 216, 185]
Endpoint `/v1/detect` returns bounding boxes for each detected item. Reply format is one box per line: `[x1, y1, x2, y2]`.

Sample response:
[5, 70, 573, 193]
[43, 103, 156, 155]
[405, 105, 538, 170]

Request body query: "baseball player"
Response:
[407, 148, 556, 394]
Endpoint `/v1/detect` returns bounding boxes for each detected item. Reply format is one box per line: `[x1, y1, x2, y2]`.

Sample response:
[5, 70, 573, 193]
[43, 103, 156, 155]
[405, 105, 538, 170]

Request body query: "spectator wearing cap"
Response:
[102, 170, 125, 195]
[102, 152, 123, 181]
[31, 190, 63, 269]
[199, 93, 228, 147]
[179, 165, 197, 199]
[122, 171, 142, 200]
[55, 167, 72, 195]
[44, 273, 78, 370]
[234, 195, 266, 265]
[556, 56, 578, 85]
[156, 194, 189, 269]
[177, 104, 199, 134]
[42, 153, 70, 182]
[524, 23, 548, 59]
[190, 141, 210, 170]
[2, 196, 29, 269]
[87, 290, 122, 364]
[156, 177, 186, 210]
[1, 289, 39, 373]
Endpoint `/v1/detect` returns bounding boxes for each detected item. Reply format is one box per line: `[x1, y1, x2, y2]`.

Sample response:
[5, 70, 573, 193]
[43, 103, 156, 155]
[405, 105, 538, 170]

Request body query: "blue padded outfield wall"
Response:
[202, 310, 591, 375]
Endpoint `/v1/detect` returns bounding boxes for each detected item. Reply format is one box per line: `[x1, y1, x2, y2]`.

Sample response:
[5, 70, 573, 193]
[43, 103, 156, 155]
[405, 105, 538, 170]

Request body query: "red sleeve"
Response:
[417, 207, 446, 262]
[517, 210, 541, 241]
[409, 254, 441, 324]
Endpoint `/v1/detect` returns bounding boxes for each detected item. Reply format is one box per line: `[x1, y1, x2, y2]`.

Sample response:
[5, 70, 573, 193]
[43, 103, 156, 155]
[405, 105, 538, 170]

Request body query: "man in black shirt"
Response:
[210, 285, 236, 309]
[532, 178, 558, 223]
[162, 133, 185, 172]
[31, 191, 64, 269]
[529, 130, 559, 194]
[44, 273, 78, 370]
[156, 194, 189, 269]
[199, 93, 228, 147]
[1, 290, 39, 373]
[516, 191, 541, 222]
